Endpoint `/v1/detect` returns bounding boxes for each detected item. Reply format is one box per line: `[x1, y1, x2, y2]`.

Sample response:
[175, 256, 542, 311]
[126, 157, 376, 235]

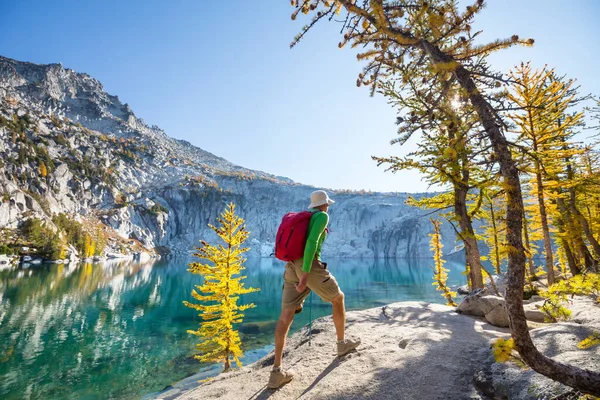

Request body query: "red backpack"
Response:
[274, 211, 316, 261]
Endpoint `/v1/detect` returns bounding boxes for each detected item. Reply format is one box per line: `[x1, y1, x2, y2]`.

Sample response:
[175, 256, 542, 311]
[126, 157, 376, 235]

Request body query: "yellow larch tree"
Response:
[476, 188, 508, 276]
[183, 203, 259, 372]
[507, 64, 584, 284]
[372, 65, 490, 290]
[429, 218, 457, 306]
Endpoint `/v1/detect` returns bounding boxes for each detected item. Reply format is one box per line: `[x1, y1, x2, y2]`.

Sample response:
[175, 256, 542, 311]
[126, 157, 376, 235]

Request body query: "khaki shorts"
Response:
[281, 258, 343, 309]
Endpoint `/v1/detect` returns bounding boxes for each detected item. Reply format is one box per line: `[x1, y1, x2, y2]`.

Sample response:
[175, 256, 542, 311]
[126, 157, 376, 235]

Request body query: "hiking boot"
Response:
[267, 368, 294, 389]
[337, 337, 361, 357]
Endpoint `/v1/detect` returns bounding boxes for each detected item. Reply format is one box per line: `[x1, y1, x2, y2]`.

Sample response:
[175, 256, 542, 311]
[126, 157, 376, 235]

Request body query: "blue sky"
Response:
[1, 1, 599, 193]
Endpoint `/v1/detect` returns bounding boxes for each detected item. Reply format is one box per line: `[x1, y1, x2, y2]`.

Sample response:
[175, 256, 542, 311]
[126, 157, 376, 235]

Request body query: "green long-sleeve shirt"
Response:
[302, 209, 329, 273]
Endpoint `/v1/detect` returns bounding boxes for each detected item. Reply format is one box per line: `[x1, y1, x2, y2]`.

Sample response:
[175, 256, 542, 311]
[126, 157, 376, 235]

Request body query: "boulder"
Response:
[484, 303, 510, 327]
[523, 302, 548, 323]
[456, 285, 470, 295]
[569, 296, 600, 330]
[457, 288, 489, 316]
[523, 295, 544, 304]
[457, 290, 510, 328]
[486, 274, 507, 296]
[457, 289, 507, 317]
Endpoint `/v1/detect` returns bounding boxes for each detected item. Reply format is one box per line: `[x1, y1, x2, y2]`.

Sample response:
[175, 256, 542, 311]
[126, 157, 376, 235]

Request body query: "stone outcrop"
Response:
[168, 298, 599, 400]
[457, 289, 510, 327]
[474, 299, 600, 399]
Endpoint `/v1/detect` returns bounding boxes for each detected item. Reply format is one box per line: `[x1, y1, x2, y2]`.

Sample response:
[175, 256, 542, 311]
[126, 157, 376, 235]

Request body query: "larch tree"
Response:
[476, 187, 507, 276]
[429, 218, 457, 306]
[183, 203, 259, 372]
[545, 116, 599, 272]
[579, 148, 600, 242]
[546, 76, 600, 272]
[289, 0, 600, 394]
[506, 64, 584, 284]
[94, 225, 106, 257]
[372, 66, 492, 289]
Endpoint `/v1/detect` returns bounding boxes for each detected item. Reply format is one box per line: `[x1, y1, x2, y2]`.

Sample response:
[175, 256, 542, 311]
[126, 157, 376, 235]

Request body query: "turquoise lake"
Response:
[0, 257, 467, 399]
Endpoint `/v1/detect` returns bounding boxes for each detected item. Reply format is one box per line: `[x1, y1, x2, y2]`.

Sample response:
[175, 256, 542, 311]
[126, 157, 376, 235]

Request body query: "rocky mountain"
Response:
[0, 55, 458, 259]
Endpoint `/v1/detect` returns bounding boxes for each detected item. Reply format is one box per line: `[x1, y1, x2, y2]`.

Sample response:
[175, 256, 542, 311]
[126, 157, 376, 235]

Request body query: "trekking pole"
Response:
[308, 290, 313, 346]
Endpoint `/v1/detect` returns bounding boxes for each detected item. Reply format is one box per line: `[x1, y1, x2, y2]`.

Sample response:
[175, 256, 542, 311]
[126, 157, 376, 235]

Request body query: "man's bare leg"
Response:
[332, 292, 360, 356]
[331, 292, 346, 341]
[273, 307, 296, 368]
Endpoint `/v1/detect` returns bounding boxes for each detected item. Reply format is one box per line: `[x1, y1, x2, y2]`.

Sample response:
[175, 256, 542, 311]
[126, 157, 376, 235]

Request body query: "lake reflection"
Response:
[0, 257, 466, 399]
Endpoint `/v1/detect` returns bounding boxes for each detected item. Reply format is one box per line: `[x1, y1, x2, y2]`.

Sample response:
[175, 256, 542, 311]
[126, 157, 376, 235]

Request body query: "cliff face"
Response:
[0, 56, 455, 258]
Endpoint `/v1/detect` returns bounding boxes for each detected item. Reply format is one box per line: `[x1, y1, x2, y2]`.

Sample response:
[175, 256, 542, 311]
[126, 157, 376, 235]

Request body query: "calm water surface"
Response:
[0, 257, 467, 399]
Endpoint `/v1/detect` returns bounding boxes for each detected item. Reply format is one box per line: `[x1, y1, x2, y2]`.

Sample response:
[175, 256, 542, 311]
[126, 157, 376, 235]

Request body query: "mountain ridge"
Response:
[0, 55, 453, 259]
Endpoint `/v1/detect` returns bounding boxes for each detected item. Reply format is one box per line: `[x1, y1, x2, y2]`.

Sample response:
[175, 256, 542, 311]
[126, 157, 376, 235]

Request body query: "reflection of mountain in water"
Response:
[0, 259, 200, 400]
[0, 257, 466, 400]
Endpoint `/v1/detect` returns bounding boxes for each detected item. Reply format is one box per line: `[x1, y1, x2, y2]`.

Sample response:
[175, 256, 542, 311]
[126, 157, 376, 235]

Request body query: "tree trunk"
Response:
[561, 239, 581, 276]
[454, 184, 484, 289]
[223, 352, 231, 372]
[534, 164, 555, 284]
[487, 196, 502, 274]
[570, 200, 600, 268]
[447, 124, 485, 290]
[580, 240, 596, 273]
[556, 197, 596, 273]
[522, 212, 537, 278]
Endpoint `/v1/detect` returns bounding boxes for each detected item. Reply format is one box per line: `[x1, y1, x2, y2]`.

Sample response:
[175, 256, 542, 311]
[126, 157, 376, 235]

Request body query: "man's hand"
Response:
[295, 272, 309, 293]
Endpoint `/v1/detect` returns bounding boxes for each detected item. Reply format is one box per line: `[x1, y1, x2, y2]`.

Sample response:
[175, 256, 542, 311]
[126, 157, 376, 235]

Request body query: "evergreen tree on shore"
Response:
[183, 203, 259, 372]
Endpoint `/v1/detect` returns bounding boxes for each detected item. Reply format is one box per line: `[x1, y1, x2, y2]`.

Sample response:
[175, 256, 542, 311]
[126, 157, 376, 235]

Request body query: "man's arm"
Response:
[301, 212, 329, 273]
[296, 212, 329, 293]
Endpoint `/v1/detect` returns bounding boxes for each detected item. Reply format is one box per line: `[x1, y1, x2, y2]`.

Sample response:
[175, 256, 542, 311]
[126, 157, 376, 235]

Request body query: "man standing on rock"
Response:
[268, 190, 361, 389]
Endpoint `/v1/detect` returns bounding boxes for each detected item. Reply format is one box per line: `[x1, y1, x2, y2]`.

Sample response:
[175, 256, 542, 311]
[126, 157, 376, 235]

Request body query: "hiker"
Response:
[268, 190, 361, 389]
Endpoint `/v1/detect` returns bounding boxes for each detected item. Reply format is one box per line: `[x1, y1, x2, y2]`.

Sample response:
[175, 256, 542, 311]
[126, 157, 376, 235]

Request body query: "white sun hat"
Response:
[309, 190, 335, 209]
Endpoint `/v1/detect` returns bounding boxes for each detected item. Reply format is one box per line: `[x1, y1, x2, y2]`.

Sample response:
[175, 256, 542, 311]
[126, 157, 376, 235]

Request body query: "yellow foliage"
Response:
[183, 203, 259, 373]
[507, 63, 591, 281]
[430, 60, 459, 73]
[539, 273, 600, 322]
[39, 162, 48, 178]
[493, 338, 515, 363]
[539, 300, 572, 323]
[492, 338, 527, 367]
[578, 332, 600, 350]
[542, 273, 600, 301]
[429, 218, 457, 306]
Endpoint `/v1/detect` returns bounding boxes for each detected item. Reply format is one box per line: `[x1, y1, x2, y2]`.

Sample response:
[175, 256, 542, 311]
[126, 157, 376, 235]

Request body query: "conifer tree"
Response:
[183, 203, 259, 372]
[429, 218, 457, 306]
[290, 0, 600, 393]
[476, 189, 507, 275]
[94, 225, 106, 257]
[507, 64, 586, 283]
[371, 48, 492, 290]
[82, 234, 91, 258]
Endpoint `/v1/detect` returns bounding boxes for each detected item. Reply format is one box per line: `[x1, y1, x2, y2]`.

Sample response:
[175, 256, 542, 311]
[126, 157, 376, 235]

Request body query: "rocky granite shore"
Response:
[167, 298, 599, 400]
